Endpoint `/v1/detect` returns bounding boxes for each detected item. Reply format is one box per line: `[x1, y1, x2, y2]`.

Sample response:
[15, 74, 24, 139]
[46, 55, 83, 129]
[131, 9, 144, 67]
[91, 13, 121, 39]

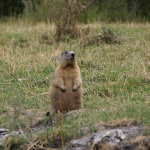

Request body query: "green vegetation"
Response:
[1, 0, 150, 22]
[0, 21, 150, 149]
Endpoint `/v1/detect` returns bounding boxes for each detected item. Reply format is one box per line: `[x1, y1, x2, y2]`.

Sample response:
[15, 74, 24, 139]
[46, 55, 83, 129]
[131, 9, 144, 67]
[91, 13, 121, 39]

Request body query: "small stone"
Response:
[0, 128, 9, 134]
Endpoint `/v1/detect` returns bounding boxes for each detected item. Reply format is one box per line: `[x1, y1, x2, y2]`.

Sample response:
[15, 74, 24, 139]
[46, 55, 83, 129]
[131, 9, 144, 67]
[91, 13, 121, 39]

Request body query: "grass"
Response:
[0, 20, 150, 149]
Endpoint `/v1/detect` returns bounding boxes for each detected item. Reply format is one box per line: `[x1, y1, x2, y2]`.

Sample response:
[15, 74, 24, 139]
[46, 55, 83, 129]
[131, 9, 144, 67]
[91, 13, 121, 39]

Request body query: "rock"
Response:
[0, 128, 20, 144]
[66, 126, 146, 150]
[66, 129, 126, 150]
[109, 136, 150, 150]
[0, 128, 9, 134]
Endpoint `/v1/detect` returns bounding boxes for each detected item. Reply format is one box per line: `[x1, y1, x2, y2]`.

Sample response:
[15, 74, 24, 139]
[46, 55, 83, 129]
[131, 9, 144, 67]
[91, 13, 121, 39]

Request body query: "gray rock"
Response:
[0, 128, 20, 144]
[0, 128, 9, 134]
[66, 126, 145, 150]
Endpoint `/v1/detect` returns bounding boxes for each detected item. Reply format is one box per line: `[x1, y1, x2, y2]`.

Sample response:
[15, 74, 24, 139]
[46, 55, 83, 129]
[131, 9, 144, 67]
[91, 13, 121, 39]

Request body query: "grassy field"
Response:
[0, 20, 150, 148]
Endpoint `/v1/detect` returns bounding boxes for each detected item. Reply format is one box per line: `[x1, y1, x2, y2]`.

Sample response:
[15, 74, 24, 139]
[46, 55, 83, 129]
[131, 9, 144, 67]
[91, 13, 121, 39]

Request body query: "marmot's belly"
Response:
[57, 87, 80, 112]
[50, 80, 82, 112]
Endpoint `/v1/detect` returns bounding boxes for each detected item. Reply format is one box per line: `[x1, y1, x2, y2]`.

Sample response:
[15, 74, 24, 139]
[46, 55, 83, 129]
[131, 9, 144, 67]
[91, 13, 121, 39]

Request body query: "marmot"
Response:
[49, 51, 83, 114]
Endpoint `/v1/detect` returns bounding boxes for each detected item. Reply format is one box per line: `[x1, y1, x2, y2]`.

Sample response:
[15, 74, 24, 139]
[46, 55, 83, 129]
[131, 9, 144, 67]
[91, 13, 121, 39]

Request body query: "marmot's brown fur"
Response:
[49, 51, 83, 114]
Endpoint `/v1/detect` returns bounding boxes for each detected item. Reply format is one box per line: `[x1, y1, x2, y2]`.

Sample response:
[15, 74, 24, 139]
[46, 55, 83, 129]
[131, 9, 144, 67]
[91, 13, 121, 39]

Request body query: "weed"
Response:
[3, 136, 27, 150]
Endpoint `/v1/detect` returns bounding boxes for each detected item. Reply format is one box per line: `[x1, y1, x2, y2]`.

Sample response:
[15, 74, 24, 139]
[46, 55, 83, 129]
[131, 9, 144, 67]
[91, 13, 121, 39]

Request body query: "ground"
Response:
[0, 21, 150, 149]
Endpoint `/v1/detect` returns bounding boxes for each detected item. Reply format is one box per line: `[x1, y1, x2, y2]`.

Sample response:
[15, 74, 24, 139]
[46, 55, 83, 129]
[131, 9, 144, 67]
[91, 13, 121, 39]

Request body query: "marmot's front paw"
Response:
[72, 86, 78, 92]
[60, 86, 66, 92]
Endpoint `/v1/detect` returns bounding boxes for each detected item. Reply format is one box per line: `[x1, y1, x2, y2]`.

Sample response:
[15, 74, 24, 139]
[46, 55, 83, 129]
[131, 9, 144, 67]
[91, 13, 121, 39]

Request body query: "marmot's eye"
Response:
[61, 52, 65, 55]
[65, 52, 68, 54]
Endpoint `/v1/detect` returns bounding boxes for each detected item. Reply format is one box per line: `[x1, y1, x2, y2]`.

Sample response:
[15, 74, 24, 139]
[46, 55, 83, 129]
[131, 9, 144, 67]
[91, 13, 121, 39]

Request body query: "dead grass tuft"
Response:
[81, 27, 132, 46]
[54, 0, 83, 41]
[41, 0, 90, 44]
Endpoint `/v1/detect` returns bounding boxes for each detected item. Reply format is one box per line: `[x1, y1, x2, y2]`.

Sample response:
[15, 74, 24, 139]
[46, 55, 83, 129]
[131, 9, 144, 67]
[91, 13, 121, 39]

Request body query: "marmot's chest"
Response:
[63, 73, 74, 88]
[61, 68, 75, 88]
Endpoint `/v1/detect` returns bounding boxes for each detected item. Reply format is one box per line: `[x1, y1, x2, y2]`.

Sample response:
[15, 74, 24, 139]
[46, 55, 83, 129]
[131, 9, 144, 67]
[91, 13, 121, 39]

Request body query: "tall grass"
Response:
[0, 21, 150, 149]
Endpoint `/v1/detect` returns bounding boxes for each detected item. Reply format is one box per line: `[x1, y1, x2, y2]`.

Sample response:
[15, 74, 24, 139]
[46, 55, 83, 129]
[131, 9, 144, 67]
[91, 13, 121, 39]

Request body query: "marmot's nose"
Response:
[71, 53, 75, 57]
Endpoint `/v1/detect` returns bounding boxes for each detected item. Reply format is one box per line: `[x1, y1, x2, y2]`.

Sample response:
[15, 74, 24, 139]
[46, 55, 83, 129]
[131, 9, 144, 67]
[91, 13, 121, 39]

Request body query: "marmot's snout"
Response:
[70, 52, 75, 60]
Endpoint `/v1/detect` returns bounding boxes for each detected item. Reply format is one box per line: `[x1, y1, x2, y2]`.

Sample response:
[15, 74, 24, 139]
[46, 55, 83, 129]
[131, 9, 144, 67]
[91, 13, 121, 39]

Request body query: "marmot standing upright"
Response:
[49, 51, 83, 114]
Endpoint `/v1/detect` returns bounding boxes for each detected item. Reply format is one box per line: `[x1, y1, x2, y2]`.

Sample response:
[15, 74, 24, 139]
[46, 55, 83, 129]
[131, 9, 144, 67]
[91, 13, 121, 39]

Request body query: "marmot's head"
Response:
[60, 51, 76, 66]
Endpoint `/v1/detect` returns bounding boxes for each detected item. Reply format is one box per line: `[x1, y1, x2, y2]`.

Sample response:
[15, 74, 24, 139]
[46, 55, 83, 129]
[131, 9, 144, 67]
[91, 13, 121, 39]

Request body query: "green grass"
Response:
[0, 21, 150, 148]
